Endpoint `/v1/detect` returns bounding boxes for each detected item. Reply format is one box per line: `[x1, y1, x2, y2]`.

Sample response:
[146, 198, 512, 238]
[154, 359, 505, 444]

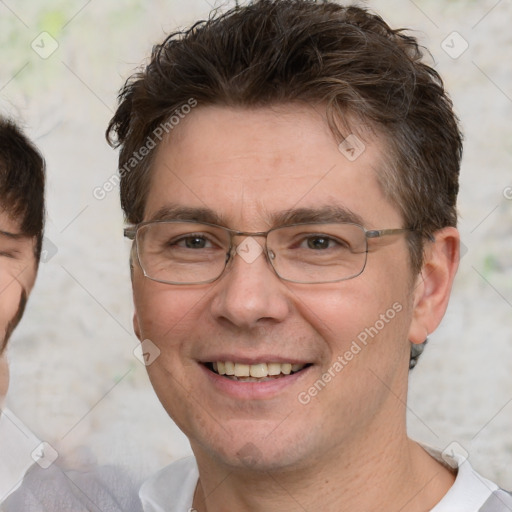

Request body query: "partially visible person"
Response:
[0, 115, 142, 511]
[0, 116, 43, 402]
[0, 114, 45, 503]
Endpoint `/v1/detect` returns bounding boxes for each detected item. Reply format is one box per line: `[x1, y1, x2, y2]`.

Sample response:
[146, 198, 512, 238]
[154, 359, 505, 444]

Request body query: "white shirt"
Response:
[139, 450, 506, 512]
[428, 449, 499, 511]
[1, 409, 143, 511]
[0, 408, 41, 504]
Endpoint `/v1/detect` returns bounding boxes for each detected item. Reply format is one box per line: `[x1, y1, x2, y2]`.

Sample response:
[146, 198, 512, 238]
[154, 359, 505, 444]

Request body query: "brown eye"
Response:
[306, 236, 332, 250]
[171, 235, 213, 249]
[184, 236, 208, 249]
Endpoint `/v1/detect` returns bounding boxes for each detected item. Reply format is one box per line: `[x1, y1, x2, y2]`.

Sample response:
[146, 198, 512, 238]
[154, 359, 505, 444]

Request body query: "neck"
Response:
[192, 424, 455, 512]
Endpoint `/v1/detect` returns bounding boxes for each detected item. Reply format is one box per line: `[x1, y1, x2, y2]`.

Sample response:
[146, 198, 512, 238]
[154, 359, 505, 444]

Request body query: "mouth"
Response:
[204, 361, 312, 382]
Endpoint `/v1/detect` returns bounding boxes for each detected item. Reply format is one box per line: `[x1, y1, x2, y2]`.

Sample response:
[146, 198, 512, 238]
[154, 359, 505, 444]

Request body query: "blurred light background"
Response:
[1, 0, 511, 488]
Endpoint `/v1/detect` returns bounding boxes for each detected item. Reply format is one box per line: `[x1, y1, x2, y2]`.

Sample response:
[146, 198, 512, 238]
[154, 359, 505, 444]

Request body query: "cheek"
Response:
[0, 278, 21, 340]
[292, 274, 412, 363]
[132, 277, 209, 429]
[133, 276, 209, 348]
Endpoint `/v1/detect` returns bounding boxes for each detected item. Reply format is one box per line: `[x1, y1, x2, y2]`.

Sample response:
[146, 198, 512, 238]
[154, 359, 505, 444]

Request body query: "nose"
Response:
[210, 237, 290, 329]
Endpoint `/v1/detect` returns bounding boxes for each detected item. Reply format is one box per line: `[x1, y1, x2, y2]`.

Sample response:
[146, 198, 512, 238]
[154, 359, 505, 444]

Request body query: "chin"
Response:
[192, 420, 318, 474]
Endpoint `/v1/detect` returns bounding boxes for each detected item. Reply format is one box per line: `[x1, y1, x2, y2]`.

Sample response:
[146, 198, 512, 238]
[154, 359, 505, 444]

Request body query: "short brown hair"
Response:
[107, 0, 462, 274]
[0, 116, 46, 259]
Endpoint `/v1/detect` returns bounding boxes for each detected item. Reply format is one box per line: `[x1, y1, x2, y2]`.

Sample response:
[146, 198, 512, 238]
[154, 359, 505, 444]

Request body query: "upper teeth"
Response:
[213, 362, 305, 378]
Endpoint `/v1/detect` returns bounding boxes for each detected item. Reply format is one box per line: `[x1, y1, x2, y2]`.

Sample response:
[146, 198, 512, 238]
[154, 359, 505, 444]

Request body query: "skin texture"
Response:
[131, 105, 460, 512]
[0, 209, 37, 405]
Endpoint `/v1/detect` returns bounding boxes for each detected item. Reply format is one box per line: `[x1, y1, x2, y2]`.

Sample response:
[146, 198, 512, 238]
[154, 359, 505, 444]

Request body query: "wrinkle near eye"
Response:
[0, 250, 19, 259]
[0, 232, 33, 260]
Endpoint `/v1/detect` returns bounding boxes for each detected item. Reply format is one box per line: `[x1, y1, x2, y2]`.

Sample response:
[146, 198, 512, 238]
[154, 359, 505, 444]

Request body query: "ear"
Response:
[129, 245, 143, 341]
[408, 227, 460, 344]
[133, 311, 142, 341]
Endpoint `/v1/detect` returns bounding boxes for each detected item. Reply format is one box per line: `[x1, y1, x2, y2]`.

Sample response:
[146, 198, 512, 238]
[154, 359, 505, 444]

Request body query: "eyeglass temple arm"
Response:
[365, 228, 435, 242]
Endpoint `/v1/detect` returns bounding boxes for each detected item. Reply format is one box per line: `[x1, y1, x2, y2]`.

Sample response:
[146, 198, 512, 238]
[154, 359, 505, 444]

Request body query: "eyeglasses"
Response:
[124, 220, 413, 285]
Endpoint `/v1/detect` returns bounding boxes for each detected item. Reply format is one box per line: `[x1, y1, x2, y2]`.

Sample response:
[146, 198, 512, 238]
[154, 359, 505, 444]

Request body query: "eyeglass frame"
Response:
[124, 220, 417, 285]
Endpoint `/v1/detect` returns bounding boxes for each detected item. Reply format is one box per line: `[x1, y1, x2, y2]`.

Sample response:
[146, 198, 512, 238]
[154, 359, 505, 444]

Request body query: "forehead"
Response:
[146, 105, 401, 229]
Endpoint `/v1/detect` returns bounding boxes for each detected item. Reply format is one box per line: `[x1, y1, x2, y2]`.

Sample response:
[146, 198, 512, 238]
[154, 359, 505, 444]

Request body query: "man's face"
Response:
[0, 210, 37, 403]
[132, 105, 422, 471]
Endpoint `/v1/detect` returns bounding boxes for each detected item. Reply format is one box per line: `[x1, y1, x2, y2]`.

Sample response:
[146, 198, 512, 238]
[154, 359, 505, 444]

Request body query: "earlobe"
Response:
[408, 227, 460, 345]
[133, 311, 142, 341]
[131, 274, 143, 340]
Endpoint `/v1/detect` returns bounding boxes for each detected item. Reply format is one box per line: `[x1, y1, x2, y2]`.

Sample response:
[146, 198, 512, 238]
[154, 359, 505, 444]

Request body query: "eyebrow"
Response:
[147, 204, 365, 228]
[270, 206, 365, 227]
[0, 229, 25, 240]
[148, 205, 228, 225]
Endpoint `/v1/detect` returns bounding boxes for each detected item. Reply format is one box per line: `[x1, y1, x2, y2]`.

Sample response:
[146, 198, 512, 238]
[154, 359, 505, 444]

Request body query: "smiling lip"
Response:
[199, 360, 313, 400]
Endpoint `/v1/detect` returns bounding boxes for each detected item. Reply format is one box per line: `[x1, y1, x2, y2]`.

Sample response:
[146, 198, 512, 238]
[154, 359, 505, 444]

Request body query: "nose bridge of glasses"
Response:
[229, 228, 270, 239]
[227, 228, 271, 254]
[223, 230, 282, 281]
